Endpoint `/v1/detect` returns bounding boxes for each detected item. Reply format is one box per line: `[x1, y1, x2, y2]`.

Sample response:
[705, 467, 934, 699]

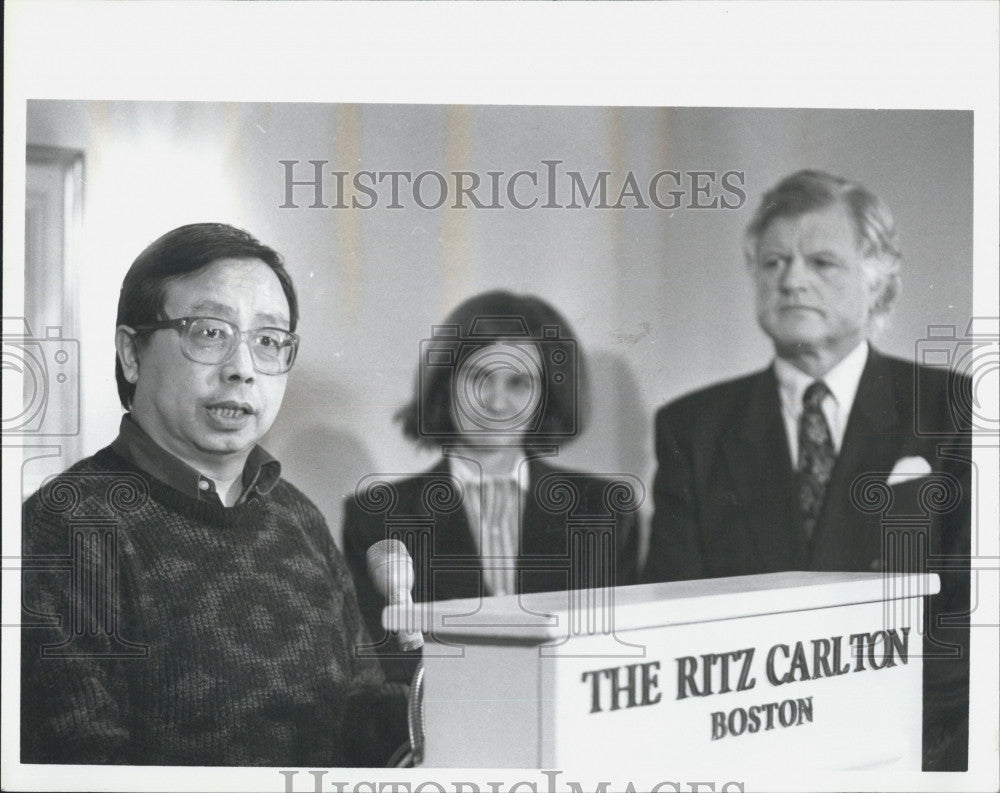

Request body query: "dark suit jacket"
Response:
[645, 347, 972, 770]
[343, 457, 640, 682]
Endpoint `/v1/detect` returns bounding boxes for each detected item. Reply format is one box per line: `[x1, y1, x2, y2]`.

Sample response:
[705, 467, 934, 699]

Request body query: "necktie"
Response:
[798, 381, 836, 540]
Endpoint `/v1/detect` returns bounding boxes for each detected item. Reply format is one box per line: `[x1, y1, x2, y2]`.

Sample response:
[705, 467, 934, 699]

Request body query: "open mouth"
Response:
[206, 402, 255, 420]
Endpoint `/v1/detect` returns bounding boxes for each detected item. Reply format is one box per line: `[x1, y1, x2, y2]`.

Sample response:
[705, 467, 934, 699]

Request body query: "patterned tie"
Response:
[798, 381, 836, 541]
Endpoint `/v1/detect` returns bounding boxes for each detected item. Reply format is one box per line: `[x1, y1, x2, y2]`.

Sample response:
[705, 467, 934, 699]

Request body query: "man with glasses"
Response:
[21, 223, 407, 766]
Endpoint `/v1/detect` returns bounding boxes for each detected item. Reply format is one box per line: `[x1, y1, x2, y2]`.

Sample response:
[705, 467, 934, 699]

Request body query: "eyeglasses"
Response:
[132, 316, 299, 374]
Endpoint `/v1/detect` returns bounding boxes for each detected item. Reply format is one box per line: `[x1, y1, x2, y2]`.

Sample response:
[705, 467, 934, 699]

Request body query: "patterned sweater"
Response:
[21, 447, 407, 766]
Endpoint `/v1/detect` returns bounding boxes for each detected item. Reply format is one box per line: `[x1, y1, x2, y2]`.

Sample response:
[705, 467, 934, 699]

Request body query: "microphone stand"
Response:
[386, 659, 425, 767]
[407, 661, 426, 766]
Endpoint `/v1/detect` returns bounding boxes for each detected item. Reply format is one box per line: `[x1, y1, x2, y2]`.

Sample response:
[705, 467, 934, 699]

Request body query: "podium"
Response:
[420, 571, 937, 771]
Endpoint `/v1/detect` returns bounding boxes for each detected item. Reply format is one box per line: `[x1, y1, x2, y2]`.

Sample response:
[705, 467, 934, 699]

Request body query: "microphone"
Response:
[366, 539, 423, 651]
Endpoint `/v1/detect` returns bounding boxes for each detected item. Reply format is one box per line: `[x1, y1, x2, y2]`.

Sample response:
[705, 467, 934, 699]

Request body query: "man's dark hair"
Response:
[115, 223, 298, 409]
[397, 290, 588, 447]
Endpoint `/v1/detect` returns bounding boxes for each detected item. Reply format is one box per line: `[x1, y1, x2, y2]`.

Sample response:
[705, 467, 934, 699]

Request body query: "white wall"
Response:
[25, 102, 973, 547]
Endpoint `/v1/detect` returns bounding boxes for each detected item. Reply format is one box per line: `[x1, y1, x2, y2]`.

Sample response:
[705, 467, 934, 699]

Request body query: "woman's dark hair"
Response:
[397, 290, 588, 447]
[115, 223, 298, 409]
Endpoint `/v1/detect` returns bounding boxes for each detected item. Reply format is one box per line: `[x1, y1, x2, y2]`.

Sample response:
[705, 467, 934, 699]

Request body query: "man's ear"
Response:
[115, 326, 142, 384]
[872, 271, 902, 317]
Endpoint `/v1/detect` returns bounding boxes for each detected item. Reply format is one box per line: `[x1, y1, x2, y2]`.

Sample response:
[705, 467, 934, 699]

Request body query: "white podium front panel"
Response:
[421, 572, 936, 771]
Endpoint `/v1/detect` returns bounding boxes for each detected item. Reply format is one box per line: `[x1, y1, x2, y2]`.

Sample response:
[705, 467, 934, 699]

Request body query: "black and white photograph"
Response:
[3, 3, 998, 793]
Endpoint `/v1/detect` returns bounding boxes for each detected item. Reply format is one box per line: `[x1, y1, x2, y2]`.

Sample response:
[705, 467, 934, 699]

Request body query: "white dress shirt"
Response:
[447, 452, 529, 596]
[773, 341, 869, 468]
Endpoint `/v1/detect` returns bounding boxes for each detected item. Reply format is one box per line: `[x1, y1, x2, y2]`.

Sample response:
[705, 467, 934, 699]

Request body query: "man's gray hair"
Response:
[744, 169, 902, 333]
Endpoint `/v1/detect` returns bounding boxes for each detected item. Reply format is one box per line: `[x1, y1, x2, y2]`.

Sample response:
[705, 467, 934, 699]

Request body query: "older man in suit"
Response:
[644, 170, 971, 771]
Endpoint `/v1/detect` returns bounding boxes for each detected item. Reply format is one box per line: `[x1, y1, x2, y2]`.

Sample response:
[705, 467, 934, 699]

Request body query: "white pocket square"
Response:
[887, 456, 932, 486]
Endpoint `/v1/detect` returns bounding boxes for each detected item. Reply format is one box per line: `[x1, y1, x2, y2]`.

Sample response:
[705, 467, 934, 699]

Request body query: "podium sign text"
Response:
[422, 572, 934, 772]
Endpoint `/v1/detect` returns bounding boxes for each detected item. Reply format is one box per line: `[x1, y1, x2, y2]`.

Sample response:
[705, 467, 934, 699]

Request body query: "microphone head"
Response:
[366, 539, 415, 603]
[366, 539, 423, 649]
[366, 539, 409, 575]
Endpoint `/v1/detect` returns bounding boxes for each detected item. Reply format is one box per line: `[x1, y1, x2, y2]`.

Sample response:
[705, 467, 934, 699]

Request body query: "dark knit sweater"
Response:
[21, 447, 407, 766]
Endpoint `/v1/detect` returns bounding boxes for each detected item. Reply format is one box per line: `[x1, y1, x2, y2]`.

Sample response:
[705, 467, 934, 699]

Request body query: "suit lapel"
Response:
[809, 349, 900, 569]
[723, 368, 804, 570]
[420, 458, 477, 555]
[519, 458, 571, 593]
[413, 459, 482, 602]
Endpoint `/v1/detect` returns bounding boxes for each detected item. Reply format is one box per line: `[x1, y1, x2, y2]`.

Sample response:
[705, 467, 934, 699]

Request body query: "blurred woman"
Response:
[343, 291, 640, 681]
